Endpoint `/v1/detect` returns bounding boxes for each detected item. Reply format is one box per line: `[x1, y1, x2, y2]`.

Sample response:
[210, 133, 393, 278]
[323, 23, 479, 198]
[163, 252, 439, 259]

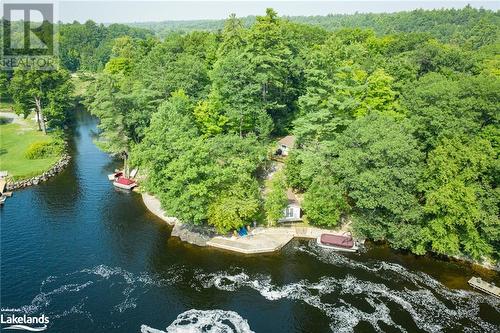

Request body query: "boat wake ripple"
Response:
[4, 253, 499, 333]
[195, 245, 500, 333]
[6, 264, 184, 325]
[141, 309, 255, 333]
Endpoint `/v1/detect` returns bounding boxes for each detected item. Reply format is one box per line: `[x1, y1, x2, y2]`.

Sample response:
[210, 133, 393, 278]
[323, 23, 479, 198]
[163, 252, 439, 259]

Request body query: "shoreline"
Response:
[142, 193, 213, 246]
[5, 153, 71, 191]
[142, 192, 358, 254]
[142, 193, 500, 269]
[1, 111, 71, 191]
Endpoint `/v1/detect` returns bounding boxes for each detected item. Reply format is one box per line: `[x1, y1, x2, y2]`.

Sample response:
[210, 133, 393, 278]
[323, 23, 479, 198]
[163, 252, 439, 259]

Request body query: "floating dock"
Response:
[468, 277, 500, 298]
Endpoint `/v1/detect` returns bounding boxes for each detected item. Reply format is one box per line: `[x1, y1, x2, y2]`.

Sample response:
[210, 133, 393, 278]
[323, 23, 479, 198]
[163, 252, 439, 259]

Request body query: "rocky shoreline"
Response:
[141, 193, 500, 270]
[5, 153, 71, 191]
[141, 193, 214, 246]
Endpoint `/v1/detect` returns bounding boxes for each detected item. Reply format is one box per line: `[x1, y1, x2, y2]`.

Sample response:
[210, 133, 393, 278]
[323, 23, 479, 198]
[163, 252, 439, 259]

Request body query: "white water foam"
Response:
[4, 256, 499, 333]
[7, 264, 184, 321]
[141, 309, 255, 333]
[195, 249, 500, 333]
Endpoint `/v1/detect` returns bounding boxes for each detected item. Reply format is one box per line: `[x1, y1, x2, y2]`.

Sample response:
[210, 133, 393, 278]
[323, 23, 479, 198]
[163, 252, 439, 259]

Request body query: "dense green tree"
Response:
[136, 35, 210, 101]
[420, 136, 499, 259]
[264, 170, 288, 225]
[85, 73, 156, 154]
[134, 91, 266, 225]
[58, 20, 152, 71]
[208, 178, 261, 233]
[404, 73, 498, 152]
[131, 90, 198, 185]
[302, 175, 349, 227]
[218, 14, 246, 56]
[152, 134, 265, 225]
[208, 50, 271, 137]
[328, 114, 424, 248]
[245, 8, 297, 133]
[0, 72, 10, 102]
[9, 65, 73, 132]
[193, 95, 228, 136]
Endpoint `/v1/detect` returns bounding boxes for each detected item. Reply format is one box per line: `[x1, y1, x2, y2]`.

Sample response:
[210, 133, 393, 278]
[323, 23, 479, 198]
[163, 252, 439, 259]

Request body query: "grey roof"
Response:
[278, 135, 296, 148]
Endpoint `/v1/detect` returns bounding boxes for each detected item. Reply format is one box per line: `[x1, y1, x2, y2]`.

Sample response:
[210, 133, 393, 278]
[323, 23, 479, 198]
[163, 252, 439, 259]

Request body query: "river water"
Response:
[1, 112, 499, 333]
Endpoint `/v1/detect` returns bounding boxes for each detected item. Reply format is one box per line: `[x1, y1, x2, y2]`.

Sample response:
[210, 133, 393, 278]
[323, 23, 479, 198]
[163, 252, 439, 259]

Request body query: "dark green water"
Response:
[1, 112, 499, 333]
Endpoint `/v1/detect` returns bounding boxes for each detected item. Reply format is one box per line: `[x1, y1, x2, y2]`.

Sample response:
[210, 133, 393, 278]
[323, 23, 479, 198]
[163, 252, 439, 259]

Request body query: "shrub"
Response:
[25, 139, 64, 159]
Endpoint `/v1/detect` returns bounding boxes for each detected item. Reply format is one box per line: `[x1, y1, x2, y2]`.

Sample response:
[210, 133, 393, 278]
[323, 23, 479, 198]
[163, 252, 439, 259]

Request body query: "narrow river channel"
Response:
[1, 111, 499, 333]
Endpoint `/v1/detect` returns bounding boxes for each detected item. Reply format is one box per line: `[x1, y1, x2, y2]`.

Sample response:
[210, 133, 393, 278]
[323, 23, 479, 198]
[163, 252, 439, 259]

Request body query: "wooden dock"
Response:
[468, 277, 500, 298]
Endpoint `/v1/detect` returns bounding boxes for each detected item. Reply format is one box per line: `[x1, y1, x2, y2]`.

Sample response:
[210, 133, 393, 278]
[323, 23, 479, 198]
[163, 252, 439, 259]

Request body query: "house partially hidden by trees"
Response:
[277, 135, 295, 156]
[278, 189, 302, 223]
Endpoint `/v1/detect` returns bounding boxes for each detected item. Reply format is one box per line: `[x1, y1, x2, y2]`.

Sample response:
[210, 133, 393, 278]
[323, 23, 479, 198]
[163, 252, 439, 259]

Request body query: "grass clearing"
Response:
[72, 72, 94, 99]
[0, 113, 61, 181]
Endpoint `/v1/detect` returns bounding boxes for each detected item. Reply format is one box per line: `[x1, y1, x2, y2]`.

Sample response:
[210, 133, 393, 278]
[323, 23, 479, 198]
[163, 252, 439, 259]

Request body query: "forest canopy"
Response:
[91, 7, 500, 261]
[2, 6, 498, 262]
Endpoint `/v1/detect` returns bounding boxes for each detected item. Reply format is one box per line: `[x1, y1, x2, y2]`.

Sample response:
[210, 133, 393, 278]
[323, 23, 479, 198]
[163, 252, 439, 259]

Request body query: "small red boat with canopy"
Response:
[316, 232, 361, 252]
[113, 176, 137, 190]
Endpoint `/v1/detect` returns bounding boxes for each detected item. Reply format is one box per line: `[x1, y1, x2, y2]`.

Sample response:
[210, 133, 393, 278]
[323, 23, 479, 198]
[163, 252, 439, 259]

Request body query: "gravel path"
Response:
[0, 111, 31, 128]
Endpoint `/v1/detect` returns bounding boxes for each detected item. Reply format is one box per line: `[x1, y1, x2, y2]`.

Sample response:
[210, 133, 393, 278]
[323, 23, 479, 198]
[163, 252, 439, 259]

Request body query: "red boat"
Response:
[113, 176, 137, 190]
[316, 233, 360, 252]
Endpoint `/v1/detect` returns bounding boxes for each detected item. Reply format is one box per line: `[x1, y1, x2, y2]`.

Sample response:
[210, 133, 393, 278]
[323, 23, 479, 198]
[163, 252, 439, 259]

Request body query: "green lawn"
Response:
[0, 116, 60, 181]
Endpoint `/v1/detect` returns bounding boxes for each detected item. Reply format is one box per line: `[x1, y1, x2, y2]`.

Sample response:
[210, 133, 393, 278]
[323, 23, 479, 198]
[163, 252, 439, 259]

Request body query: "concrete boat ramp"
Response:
[207, 226, 343, 254]
[207, 229, 294, 254]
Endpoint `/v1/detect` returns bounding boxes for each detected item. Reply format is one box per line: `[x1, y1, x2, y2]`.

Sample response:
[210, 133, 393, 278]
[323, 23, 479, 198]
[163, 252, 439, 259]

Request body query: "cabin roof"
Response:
[278, 135, 296, 148]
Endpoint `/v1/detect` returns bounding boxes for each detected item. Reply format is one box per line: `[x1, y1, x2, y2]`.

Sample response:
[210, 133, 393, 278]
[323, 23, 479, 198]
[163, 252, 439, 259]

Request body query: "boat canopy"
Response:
[320, 234, 354, 248]
[116, 177, 136, 186]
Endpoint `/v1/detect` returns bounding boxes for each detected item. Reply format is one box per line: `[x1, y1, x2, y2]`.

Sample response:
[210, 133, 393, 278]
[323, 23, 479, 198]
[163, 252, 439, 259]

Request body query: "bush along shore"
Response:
[5, 153, 71, 191]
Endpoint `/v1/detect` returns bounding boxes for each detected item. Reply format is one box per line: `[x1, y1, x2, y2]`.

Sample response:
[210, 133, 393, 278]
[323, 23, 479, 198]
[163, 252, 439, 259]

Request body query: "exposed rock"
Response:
[141, 193, 214, 247]
[171, 222, 215, 247]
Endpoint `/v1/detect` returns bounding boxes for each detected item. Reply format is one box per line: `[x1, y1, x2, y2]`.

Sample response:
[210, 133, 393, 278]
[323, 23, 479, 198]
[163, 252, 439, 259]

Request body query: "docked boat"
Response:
[0, 179, 7, 205]
[113, 177, 137, 190]
[316, 233, 360, 252]
[468, 277, 500, 298]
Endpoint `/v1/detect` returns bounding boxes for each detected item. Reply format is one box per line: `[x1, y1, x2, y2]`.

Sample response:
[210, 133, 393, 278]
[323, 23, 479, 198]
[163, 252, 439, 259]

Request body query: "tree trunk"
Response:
[34, 109, 42, 131]
[33, 97, 42, 131]
[34, 97, 46, 134]
[40, 109, 47, 134]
